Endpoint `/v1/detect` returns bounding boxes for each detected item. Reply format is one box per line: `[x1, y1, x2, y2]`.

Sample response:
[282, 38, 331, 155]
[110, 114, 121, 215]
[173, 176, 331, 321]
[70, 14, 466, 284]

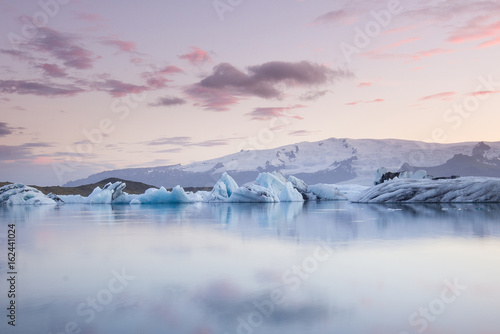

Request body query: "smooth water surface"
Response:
[1, 201, 500, 334]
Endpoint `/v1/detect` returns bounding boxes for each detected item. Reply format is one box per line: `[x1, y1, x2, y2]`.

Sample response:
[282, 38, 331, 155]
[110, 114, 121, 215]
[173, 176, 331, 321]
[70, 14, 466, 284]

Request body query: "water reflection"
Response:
[1, 202, 500, 333]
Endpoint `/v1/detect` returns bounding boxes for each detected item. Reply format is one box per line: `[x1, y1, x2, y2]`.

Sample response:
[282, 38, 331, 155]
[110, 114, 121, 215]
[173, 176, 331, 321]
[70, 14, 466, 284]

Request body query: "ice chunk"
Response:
[255, 172, 286, 198]
[0, 183, 56, 205]
[134, 185, 193, 204]
[308, 184, 348, 201]
[208, 172, 239, 201]
[288, 175, 308, 192]
[279, 182, 304, 202]
[228, 183, 279, 202]
[354, 177, 500, 203]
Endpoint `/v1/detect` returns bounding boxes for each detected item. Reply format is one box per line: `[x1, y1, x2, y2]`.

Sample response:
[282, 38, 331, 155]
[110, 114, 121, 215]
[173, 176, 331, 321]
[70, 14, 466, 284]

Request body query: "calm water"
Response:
[1, 201, 500, 334]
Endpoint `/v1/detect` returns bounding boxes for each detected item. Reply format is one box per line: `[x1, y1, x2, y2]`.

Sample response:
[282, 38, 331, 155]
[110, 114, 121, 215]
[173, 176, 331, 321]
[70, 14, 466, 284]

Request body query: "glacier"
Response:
[354, 177, 500, 203]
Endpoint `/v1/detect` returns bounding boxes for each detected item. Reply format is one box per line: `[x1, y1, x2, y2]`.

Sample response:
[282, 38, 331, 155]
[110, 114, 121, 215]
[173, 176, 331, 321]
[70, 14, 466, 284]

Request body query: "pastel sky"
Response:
[1, 0, 500, 185]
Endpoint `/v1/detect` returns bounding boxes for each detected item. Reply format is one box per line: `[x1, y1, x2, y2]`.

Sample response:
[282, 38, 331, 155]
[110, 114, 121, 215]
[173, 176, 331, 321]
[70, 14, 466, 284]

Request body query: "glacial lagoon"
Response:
[1, 201, 500, 334]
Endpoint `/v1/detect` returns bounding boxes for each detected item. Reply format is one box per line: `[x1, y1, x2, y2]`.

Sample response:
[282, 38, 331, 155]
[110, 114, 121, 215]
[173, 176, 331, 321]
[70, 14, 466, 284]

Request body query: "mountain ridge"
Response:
[64, 138, 500, 188]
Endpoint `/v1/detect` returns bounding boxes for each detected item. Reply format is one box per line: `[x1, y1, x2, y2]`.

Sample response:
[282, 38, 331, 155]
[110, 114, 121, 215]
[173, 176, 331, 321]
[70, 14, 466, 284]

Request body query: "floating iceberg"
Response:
[279, 182, 304, 202]
[208, 172, 239, 202]
[0, 184, 56, 205]
[354, 177, 500, 203]
[131, 185, 193, 204]
[308, 184, 348, 201]
[228, 183, 280, 203]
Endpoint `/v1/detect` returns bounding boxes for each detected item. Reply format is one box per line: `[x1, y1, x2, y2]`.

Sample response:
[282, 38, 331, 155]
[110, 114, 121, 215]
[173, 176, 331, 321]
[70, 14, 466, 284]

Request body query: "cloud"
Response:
[0, 122, 13, 137]
[27, 27, 95, 69]
[146, 137, 192, 146]
[188, 61, 351, 111]
[0, 48, 34, 62]
[357, 82, 372, 88]
[0, 142, 53, 161]
[419, 91, 456, 101]
[149, 96, 186, 107]
[345, 98, 384, 105]
[363, 47, 454, 62]
[289, 130, 317, 136]
[311, 10, 359, 25]
[178, 46, 211, 66]
[468, 90, 500, 97]
[184, 85, 239, 111]
[94, 79, 147, 97]
[158, 65, 184, 75]
[246, 105, 305, 121]
[300, 90, 330, 101]
[74, 13, 105, 22]
[38, 63, 67, 77]
[0, 79, 84, 96]
[192, 139, 229, 147]
[478, 36, 500, 49]
[447, 17, 500, 44]
[145, 136, 233, 148]
[102, 37, 137, 53]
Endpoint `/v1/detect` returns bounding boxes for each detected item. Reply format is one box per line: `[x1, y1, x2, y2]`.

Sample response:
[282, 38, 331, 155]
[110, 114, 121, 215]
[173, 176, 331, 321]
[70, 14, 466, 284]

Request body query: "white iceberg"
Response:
[255, 172, 287, 198]
[0, 183, 56, 205]
[131, 185, 193, 204]
[208, 172, 239, 202]
[354, 177, 500, 203]
[279, 182, 304, 202]
[288, 175, 308, 192]
[308, 184, 348, 201]
[228, 183, 279, 203]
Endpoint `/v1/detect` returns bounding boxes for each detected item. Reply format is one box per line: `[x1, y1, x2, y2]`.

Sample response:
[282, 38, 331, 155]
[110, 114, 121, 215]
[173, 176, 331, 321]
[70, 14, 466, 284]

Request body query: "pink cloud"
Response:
[185, 85, 239, 111]
[178, 47, 211, 66]
[363, 47, 454, 62]
[358, 82, 372, 88]
[246, 105, 305, 121]
[447, 17, 500, 44]
[131, 57, 144, 64]
[159, 65, 184, 75]
[478, 36, 500, 48]
[346, 99, 383, 106]
[419, 91, 456, 101]
[102, 38, 137, 53]
[39, 63, 67, 77]
[469, 90, 500, 96]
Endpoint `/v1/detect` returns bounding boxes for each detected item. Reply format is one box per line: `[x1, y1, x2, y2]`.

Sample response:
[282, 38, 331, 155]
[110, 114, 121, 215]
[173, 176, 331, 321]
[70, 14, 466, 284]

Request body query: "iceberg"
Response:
[228, 183, 280, 202]
[308, 184, 348, 201]
[208, 172, 239, 202]
[279, 182, 304, 202]
[0, 183, 56, 205]
[255, 172, 287, 198]
[354, 177, 500, 203]
[131, 185, 193, 204]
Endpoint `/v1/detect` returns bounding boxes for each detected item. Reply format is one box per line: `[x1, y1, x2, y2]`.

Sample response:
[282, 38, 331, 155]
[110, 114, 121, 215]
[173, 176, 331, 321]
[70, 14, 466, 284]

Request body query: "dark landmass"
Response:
[0, 178, 211, 196]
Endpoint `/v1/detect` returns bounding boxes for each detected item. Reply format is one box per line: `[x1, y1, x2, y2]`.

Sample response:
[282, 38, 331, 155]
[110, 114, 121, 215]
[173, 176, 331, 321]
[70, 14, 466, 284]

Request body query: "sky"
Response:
[1, 0, 500, 185]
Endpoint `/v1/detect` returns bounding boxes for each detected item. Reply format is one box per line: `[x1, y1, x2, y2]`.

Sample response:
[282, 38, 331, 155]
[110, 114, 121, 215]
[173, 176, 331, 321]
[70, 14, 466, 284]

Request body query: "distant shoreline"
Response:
[0, 178, 212, 197]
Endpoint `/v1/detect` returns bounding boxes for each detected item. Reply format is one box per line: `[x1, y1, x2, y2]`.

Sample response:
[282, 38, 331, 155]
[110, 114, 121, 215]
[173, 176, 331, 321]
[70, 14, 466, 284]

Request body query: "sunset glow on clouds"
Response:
[1, 0, 500, 185]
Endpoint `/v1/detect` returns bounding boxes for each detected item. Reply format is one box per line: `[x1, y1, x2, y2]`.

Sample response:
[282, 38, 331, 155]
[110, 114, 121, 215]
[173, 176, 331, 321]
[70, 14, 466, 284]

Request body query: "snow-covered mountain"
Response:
[64, 138, 500, 187]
